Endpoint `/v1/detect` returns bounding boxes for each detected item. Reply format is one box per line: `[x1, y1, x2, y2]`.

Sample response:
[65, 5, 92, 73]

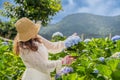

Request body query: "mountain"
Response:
[39, 13, 120, 39]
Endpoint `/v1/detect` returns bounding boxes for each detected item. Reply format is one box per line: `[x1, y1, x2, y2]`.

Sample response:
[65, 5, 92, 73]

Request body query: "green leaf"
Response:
[68, 73, 78, 80]
[78, 76, 85, 80]
[106, 59, 120, 71]
[96, 64, 112, 78]
[111, 70, 120, 80]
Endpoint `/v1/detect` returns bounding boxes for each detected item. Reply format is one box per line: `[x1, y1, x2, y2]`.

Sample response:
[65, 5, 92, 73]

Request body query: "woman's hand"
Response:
[62, 55, 75, 65]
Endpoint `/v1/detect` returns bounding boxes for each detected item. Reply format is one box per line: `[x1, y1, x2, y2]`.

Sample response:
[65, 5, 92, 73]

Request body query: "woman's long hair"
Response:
[13, 35, 42, 55]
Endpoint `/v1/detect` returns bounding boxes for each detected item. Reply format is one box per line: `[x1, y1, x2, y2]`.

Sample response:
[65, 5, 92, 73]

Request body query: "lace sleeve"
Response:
[46, 60, 62, 72]
[39, 35, 66, 54]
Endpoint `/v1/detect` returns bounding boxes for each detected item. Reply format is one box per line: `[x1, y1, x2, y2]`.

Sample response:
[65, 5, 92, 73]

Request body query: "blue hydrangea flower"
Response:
[111, 35, 120, 42]
[55, 67, 73, 80]
[73, 36, 81, 44]
[66, 37, 75, 45]
[64, 41, 72, 48]
[84, 39, 91, 43]
[52, 32, 63, 37]
[2, 42, 8, 46]
[61, 67, 73, 74]
[98, 57, 105, 62]
[64, 36, 81, 48]
[93, 69, 99, 74]
[64, 38, 74, 48]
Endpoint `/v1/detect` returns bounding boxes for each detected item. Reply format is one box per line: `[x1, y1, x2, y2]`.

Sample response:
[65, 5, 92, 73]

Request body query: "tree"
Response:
[0, 0, 62, 39]
[1, 0, 62, 26]
[0, 19, 17, 39]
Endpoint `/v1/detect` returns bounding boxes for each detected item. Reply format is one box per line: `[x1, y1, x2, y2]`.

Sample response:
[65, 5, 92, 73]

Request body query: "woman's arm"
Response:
[20, 49, 74, 73]
[38, 35, 66, 54]
[46, 60, 62, 72]
[44, 55, 74, 72]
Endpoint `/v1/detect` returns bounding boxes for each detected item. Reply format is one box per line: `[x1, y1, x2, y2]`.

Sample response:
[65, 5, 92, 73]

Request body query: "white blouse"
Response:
[19, 36, 66, 80]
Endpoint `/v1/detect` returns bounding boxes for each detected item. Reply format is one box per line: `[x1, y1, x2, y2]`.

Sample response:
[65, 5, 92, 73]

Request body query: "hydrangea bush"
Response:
[51, 32, 66, 42]
[50, 36, 120, 80]
[1, 35, 120, 80]
[55, 67, 73, 79]
[52, 32, 64, 38]
[0, 39, 25, 80]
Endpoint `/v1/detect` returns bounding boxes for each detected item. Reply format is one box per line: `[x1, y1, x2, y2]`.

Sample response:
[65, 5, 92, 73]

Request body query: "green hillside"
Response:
[39, 13, 120, 39]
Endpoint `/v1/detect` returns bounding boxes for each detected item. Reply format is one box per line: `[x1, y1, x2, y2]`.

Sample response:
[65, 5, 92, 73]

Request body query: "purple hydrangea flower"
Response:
[111, 35, 120, 42]
[52, 32, 63, 37]
[55, 67, 73, 80]
[98, 57, 105, 62]
[61, 67, 73, 74]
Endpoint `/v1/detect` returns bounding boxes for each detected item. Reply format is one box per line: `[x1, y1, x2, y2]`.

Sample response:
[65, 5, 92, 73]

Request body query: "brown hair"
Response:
[13, 36, 42, 55]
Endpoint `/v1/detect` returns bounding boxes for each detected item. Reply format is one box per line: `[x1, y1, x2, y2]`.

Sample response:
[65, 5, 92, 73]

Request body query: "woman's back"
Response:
[20, 42, 51, 80]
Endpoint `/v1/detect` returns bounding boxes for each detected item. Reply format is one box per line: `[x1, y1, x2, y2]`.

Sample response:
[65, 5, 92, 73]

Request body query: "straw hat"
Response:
[15, 17, 41, 42]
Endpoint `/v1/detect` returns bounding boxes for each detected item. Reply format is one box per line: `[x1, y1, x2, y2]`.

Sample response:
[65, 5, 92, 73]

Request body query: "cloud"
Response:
[51, 0, 78, 23]
[1, 0, 120, 23]
[51, 0, 120, 23]
[77, 0, 120, 16]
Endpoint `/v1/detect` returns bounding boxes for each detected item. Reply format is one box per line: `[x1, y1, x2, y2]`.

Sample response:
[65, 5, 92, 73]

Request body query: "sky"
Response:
[0, 0, 120, 23]
[52, 0, 120, 23]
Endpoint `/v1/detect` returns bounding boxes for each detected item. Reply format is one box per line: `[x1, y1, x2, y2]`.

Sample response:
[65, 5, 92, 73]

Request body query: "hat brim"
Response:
[15, 23, 40, 42]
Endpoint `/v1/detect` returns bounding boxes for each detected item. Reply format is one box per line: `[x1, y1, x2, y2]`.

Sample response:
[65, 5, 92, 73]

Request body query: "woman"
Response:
[13, 17, 78, 80]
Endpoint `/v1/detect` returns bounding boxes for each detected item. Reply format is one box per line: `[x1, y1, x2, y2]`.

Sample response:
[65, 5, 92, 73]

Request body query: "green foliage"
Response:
[50, 36, 120, 80]
[1, 0, 62, 26]
[1, 36, 120, 80]
[51, 36, 66, 42]
[0, 39, 25, 80]
[0, 0, 62, 39]
[0, 19, 17, 39]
